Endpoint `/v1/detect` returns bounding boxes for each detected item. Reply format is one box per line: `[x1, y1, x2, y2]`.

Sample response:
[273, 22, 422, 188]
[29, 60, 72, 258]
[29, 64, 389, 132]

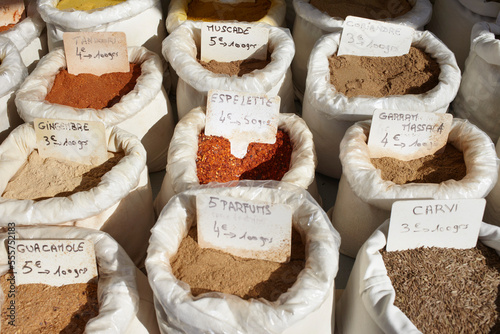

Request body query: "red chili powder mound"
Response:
[196, 129, 293, 184]
[45, 63, 141, 109]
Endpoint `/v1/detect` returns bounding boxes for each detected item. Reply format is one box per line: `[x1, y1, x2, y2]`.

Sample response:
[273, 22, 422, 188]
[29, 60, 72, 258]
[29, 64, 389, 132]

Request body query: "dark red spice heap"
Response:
[196, 129, 293, 184]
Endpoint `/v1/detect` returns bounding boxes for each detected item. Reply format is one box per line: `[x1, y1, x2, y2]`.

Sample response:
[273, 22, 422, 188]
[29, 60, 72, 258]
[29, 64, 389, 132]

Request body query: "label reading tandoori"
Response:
[386, 199, 485, 252]
[14, 240, 98, 287]
[367, 110, 453, 161]
[0, 0, 24, 26]
[205, 89, 280, 158]
[201, 22, 268, 62]
[196, 194, 292, 263]
[63, 31, 129, 76]
[337, 16, 414, 57]
[34, 118, 108, 165]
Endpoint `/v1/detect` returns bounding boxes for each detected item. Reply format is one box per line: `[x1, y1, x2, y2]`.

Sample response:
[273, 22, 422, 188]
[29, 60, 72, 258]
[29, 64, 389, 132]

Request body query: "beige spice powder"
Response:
[198, 54, 271, 77]
[2, 150, 124, 201]
[310, 0, 412, 19]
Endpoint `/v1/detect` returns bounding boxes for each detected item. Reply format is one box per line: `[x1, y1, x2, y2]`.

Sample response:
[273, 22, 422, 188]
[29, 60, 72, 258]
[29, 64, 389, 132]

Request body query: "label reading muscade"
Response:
[201, 22, 268, 62]
[337, 16, 414, 57]
[205, 89, 280, 159]
[196, 194, 292, 263]
[0, 0, 24, 26]
[386, 199, 485, 252]
[367, 110, 453, 161]
[14, 240, 98, 287]
[63, 31, 129, 76]
[35, 118, 108, 165]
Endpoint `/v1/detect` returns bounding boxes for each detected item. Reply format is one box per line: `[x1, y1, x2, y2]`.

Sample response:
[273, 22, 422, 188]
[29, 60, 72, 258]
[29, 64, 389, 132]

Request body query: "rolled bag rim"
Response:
[305, 30, 462, 121]
[0, 37, 27, 98]
[470, 21, 500, 66]
[457, 0, 500, 18]
[339, 118, 499, 211]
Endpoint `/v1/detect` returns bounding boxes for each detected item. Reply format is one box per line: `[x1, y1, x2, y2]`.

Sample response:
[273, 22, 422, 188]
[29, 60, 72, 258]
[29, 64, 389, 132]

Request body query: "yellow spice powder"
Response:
[56, 0, 126, 11]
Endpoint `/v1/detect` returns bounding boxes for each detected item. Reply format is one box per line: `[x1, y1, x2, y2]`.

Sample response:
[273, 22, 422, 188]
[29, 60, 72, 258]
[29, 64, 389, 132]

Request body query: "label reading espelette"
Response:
[14, 240, 98, 287]
[0, 0, 24, 26]
[196, 194, 292, 263]
[337, 16, 414, 57]
[35, 118, 108, 165]
[367, 110, 453, 161]
[63, 31, 129, 76]
[205, 89, 280, 159]
[386, 199, 485, 252]
[201, 22, 268, 62]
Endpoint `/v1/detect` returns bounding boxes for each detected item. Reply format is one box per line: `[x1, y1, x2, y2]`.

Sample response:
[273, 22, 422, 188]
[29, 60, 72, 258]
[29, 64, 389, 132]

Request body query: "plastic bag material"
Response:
[337, 220, 500, 334]
[0, 226, 139, 333]
[426, 0, 496, 70]
[0, 37, 27, 144]
[146, 180, 339, 334]
[302, 30, 461, 178]
[452, 22, 500, 143]
[37, 0, 166, 57]
[162, 21, 295, 120]
[0, 124, 155, 267]
[485, 137, 500, 226]
[153, 107, 320, 215]
[291, 0, 432, 98]
[14, 46, 175, 172]
[329, 118, 499, 257]
[166, 0, 286, 33]
[0, 0, 48, 71]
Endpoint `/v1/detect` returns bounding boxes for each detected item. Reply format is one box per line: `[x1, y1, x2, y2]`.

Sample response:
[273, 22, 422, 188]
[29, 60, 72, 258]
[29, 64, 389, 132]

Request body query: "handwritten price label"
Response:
[196, 194, 292, 263]
[14, 240, 98, 286]
[205, 89, 280, 158]
[0, 0, 24, 26]
[367, 110, 453, 161]
[338, 16, 414, 57]
[201, 22, 268, 62]
[63, 31, 129, 76]
[35, 118, 108, 165]
[386, 199, 485, 252]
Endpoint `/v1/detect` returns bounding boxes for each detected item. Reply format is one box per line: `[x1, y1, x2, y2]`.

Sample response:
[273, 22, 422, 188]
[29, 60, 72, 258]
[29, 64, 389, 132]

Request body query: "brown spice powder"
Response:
[45, 63, 140, 109]
[171, 226, 306, 301]
[329, 47, 441, 97]
[310, 0, 412, 19]
[2, 150, 124, 201]
[370, 143, 466, 184]
[187, 0, 272, 22]
[381, 243, 500, 333]
[198, 54, 271, 76]
[0, 273, 99, 334]
[196, 129, 293, 184]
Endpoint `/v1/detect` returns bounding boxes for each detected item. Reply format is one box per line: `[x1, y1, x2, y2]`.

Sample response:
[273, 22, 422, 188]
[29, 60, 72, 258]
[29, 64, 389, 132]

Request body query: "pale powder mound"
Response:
[0, 273, 99, 334]
[310, 0, 412, 19]
[2, 150, 123, 201]
[329, 47, 441, 97]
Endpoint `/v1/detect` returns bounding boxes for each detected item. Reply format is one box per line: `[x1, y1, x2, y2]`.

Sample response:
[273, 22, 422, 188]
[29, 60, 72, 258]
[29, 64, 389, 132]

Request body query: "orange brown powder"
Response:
[196, 129, 293, 184]
[45, 63, 140, 109]
[0, 24, 15, 33]
[187, 0, 272, 22]
[171, 225, 306, 301]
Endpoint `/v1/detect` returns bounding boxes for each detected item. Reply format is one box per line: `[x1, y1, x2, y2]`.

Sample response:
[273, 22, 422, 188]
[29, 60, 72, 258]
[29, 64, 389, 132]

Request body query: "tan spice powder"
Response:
[0, 273, 99, 334]
[370, 143, 466, 184]
[171, 226, 306, 301]
[198, 54, 271, 77]
[2, 150, 124, 201]
[187, 0, 272, 22]
[381, 243, 500, 333]
[310, 0, 412, 19]
[329, 47, 441, 98]
[196, 129, 293, 184]
[45, 63, 140, 109]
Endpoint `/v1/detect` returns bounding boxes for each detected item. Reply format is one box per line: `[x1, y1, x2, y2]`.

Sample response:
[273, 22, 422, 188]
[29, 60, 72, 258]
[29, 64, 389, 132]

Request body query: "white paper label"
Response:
[196, 194, 292, 263]
[201, 22, 268, 62]
[63, 31, 129, 76]
[367, 110, 453, 160]
[386, 199, 485, 252]
[205, 89, 280, 158]
[337, 16, 414, 57]
[14, 240, 98, 286]
[35, 118, 108, 165]
[0, 0, 24, 26]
